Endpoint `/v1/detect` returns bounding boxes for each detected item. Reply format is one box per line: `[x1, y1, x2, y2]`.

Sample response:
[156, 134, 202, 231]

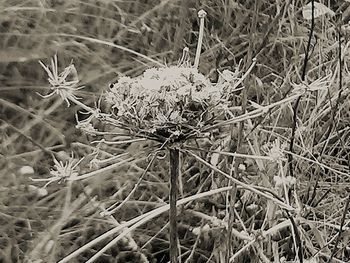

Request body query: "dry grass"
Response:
[1, 1, 350, 263]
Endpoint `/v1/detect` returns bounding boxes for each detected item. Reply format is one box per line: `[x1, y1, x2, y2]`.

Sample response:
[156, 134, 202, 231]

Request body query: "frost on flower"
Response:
[106, 65, 240, 142]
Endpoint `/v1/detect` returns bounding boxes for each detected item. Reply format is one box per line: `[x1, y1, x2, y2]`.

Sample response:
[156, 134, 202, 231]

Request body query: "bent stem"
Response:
[169, 147, 179, 263]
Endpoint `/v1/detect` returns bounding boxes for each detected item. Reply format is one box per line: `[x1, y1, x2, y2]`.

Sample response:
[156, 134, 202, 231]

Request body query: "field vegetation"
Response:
[1, 1, 350, 263]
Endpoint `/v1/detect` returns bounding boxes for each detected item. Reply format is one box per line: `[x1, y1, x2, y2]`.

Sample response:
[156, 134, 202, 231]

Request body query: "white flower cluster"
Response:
[106, 65, 239, 141]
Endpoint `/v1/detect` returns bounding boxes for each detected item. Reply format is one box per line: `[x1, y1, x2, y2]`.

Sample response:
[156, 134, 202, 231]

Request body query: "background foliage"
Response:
[1, 0, 350, 263]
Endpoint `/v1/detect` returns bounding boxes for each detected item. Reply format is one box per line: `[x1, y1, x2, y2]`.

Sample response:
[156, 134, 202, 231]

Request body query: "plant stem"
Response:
[169, 147, 179, 263]
[194, 10, 207, 69]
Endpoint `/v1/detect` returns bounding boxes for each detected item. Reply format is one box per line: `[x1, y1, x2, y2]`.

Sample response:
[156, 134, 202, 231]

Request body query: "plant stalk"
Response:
[194, 10, 207, 69]
[169, 147, 179, 263]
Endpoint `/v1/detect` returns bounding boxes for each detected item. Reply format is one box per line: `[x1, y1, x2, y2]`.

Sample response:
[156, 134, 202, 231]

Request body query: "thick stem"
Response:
[169, 147, 179, 263]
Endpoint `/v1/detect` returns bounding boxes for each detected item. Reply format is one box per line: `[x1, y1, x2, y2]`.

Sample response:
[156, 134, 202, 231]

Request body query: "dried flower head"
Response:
[39, 54, 82, 106]
[106, 65, 240, 142]
[31, 153, 83, 187]
[49, 154, 81, 183]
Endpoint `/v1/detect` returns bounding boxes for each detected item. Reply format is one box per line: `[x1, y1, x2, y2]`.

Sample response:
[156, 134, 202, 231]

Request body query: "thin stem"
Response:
[194, 10, 207, 69]
[169, 147, 180, 263]
[326, 194, 350, 263]
[288, 0, 315, 180]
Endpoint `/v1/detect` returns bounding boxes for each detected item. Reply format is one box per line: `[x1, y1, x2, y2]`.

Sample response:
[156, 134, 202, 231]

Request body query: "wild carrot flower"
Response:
[106, 64, 241, 143]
